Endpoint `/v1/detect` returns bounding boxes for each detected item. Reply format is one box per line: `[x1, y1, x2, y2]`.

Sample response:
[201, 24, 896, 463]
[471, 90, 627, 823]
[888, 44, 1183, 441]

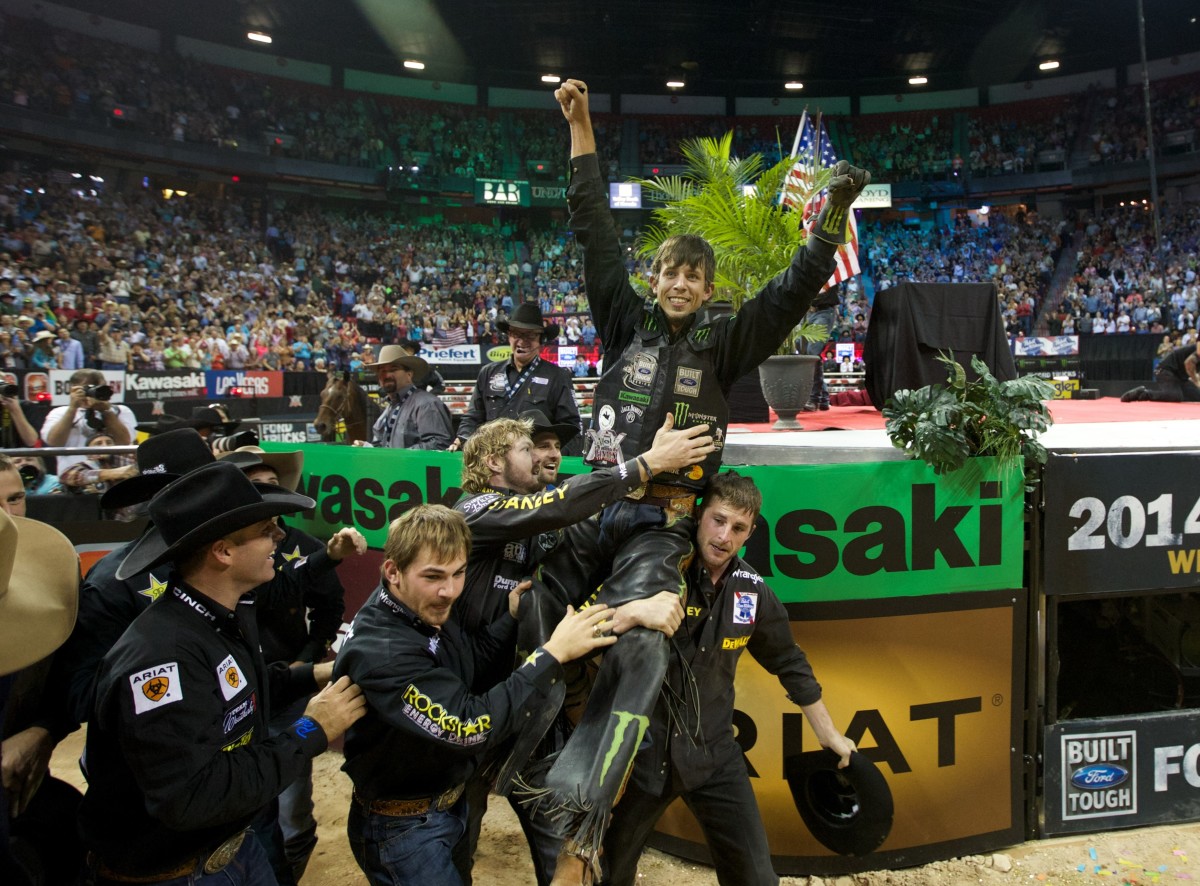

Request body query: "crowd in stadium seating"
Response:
[1048, 202, 1200, 336]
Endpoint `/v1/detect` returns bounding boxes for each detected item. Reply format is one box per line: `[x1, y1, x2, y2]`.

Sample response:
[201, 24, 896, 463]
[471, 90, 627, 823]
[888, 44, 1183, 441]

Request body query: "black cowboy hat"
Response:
[498, 302, 559, 342]
[100, 428, 214, 509]
[184, 406, 241, 435]
[519, 409, 579, 447]
[116, 461, 314, 580]
[135, 414, 188, 436]
[784, 749, 894, 856]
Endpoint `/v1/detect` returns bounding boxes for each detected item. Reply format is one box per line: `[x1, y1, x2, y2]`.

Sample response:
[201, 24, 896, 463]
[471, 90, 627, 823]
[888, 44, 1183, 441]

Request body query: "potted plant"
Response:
[633, 132, 832, 428]
[882, 353, 1056, 491]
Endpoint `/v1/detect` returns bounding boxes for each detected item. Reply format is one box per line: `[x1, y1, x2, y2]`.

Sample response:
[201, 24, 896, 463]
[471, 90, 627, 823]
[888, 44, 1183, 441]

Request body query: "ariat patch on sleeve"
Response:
[129, 662, 183, 714]
[216, 654, 248, 701]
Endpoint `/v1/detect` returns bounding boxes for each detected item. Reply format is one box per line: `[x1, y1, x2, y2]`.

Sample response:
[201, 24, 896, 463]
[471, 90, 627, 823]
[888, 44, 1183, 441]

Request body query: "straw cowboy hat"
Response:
[362, 344, 429, 378]
[498, 302, 558, 342]
[0, 510, 79, 676]
[116, 461, 314, 580]
[100, 427, 215, 509]
[217, 445, 304, 492]
[31, 330, 56, 344]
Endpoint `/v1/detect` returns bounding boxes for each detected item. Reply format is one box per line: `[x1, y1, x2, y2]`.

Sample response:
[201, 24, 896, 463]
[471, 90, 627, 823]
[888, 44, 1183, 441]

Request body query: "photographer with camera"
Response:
[40, 369, 135, 475]
[8, 455, 60, 494]
[0, 384, 40, 449]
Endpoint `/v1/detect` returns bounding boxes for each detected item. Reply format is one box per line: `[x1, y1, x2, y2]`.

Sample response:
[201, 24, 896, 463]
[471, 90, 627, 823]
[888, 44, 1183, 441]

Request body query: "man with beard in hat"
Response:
[453, 411, 706, 885]
[361, 345, 454, 450]
[79, 462, 367, 885]
[450, 303, 582, 455]
[600, 471, 854, 886]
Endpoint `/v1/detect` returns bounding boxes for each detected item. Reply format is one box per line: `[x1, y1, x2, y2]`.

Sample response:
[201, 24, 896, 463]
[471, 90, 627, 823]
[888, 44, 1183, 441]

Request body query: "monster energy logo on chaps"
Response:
[588, 323, 728, 491]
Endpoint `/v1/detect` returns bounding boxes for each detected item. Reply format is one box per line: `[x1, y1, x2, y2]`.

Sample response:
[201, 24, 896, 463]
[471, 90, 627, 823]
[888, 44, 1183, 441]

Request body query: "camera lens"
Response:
[86, 384, 113, 401]
[0, 383, 18, 398]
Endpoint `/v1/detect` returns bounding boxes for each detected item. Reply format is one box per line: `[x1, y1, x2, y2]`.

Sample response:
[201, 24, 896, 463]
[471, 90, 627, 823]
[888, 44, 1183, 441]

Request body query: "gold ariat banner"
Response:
[655, 598, 1024, 874]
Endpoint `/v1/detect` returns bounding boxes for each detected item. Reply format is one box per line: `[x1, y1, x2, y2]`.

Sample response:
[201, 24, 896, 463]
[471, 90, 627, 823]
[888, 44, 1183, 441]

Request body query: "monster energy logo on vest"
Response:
[674, 401, 689, 426]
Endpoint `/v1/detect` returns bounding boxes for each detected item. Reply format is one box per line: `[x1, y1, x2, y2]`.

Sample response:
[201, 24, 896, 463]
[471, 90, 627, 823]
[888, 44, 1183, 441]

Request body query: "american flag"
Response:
[781, 111, 861, 293]
[435, 325, 467, 345]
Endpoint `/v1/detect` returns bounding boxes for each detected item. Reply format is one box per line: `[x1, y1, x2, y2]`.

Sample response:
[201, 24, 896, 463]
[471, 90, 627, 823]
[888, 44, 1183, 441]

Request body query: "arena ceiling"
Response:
[55, 0, 1200, 97]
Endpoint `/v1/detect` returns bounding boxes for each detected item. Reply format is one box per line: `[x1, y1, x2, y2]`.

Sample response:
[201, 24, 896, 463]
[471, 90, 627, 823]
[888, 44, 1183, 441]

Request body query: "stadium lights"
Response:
[403, 59, 425, 70]
[784, 81, 804, 90]
[1039, 60, 1060, 71]
[908, 76, 928, 86]
[246, 32, 272, 44]
[541, 75, 561, 84]
[666, 79, 685, 89]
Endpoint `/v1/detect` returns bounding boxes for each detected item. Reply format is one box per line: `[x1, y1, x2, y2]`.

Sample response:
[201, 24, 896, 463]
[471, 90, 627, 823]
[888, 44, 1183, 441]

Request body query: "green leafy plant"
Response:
[883, 353, 1056, 490]
[632, 131, 832, 354]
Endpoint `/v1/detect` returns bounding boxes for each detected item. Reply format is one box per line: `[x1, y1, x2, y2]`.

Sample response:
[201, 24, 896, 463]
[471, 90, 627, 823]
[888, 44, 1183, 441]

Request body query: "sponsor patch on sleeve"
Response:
[216, 654, 248, 701]
[129, 662, 183, 715]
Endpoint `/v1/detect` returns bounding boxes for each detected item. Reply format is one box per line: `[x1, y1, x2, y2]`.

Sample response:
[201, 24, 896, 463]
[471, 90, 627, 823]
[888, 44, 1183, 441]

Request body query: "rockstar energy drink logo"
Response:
[143, 677, 170, 702]
[225, 667, 240, 689]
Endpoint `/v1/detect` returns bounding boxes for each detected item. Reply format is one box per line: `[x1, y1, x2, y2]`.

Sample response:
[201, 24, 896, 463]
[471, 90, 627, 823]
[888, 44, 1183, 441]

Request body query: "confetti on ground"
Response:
[1093, 849, 1100, 861]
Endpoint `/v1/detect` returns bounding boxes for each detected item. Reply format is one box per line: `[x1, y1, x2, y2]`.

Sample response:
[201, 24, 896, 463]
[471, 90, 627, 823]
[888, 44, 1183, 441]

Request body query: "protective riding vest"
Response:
[584, 311, 727, 492]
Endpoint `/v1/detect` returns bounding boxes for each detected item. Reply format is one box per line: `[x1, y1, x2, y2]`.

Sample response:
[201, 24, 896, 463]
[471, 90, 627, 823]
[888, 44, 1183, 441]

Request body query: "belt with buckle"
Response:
[625, 482, 697, 518]
[354, 783, 465, 817]
[89, 829, 247, 883]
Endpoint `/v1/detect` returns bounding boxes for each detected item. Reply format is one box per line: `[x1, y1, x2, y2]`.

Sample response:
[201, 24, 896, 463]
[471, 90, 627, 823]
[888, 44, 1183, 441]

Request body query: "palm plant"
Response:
[632, 132, 833, 354]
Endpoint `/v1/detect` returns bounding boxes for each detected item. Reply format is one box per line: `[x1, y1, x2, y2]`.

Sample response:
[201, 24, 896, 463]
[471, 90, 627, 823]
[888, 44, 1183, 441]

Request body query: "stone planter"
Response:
[757, 354, 819, 430]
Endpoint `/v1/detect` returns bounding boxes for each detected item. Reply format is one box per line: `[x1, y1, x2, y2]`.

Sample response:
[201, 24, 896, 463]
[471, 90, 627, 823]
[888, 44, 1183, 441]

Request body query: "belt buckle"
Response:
[625, 483, 647, 501]
[203, 830, 247, 875]
[436, 783, 465, 811]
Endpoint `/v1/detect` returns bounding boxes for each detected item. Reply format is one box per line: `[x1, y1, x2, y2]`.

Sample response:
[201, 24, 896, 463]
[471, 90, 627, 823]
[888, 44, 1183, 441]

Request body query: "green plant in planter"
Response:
[632, 132, 832, 355]
[882, 353, 1056, 490]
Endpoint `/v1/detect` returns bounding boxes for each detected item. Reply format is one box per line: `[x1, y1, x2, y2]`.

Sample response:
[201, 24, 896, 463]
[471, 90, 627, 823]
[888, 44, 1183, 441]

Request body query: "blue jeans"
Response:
[89, 832, 279, 886]
[348, 799, 467, 886]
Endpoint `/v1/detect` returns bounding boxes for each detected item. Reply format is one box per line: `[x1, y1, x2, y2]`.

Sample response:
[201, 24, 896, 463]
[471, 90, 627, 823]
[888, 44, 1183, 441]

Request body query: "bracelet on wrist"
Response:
[636, 455, 653, 479]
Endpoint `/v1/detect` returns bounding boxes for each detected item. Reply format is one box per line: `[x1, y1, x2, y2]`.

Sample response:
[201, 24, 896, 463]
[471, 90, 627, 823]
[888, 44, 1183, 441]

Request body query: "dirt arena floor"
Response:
[50, 731, 1199, 885]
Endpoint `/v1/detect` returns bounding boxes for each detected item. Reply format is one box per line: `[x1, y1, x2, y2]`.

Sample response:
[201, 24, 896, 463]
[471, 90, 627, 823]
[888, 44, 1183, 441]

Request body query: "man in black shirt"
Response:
[451, 303, 582, 454]
[334, 505, 618, 886]
[602, 472, 854, 886]
[78, 462, 366, 884]
[1122, 341, 1200, 402]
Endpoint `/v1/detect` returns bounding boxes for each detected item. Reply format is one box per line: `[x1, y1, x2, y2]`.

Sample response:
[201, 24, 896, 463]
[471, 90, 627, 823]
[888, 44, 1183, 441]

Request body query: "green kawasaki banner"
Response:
[268, 444, 1024, 604]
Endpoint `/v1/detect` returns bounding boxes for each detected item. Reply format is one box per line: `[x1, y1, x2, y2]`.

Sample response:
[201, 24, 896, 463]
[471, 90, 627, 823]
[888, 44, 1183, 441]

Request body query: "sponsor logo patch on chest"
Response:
[732, 591, 758, 625]
[216, 654, 249, 701]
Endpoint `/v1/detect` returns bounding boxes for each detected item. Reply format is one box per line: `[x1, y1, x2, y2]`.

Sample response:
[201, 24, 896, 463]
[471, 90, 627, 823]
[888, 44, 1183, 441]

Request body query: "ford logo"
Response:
[679, 377, 698, 387]
[1070, 764, 1128, 789]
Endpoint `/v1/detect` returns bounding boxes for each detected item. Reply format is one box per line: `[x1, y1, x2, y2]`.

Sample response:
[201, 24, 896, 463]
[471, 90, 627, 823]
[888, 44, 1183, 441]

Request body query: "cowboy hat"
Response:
[498, 302, 558, 342]
[784, 748, 894, 856]
[100, 427, 214, 509]
[362, 344, 429, 377]
[135, 414, 188, 436]
[0, 511, 79, 676]
[217, 445, 303, 492]
[519, 409, 579, 447]
[184, 406, 241, 435]
[116, 461, 314, 580]
[31, 330, 55, 344]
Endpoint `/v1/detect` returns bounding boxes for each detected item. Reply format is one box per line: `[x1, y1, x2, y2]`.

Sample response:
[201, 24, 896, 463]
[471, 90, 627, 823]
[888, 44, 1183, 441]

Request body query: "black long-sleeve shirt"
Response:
[78, 584, 324, 872]
[455, 357, 582, 452]
[632, 554, 822, 794]
[334, 585, 564, 801]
